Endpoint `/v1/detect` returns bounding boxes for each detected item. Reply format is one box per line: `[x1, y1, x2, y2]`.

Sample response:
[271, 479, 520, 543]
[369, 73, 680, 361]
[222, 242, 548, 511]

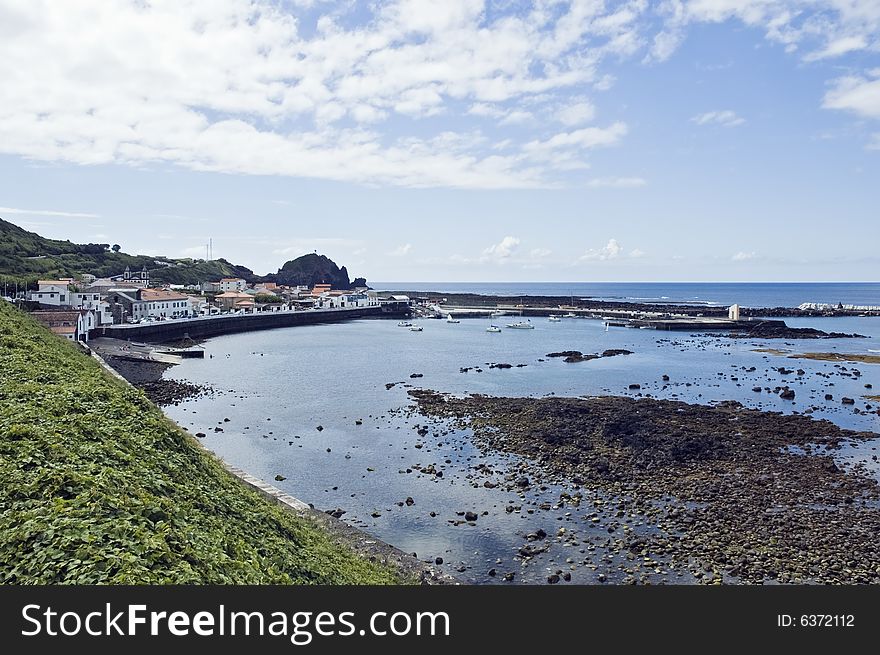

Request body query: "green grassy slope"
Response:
[0, 301, 400, 584]
[0, 217, 258, 286]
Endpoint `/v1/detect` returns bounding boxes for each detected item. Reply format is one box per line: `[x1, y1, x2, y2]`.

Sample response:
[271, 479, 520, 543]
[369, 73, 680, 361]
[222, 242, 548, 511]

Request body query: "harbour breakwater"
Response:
[93, 305, 409, 343]
[396, 291, 880, 318]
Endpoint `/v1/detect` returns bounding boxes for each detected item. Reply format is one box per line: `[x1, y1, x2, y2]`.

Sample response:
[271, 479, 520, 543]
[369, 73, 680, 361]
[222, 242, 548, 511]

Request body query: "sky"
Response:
[0, 0, 878, 283]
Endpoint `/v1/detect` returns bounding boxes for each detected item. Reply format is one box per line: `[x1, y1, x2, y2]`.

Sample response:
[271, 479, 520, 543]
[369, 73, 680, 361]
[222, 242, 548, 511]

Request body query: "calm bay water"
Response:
[162, 312, 880, 584]
[374, 282, 880, 309]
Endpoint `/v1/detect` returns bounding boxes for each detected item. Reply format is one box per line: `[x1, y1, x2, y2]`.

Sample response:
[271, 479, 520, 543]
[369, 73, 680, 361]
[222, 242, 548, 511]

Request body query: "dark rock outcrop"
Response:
[268, 253, 366, 289]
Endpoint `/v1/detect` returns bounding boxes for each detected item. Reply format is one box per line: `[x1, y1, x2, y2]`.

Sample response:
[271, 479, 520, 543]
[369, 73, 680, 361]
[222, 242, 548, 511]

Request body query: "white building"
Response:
[109, 288, 193, 322]
[28, 279, 75, 306]
[218, 278, 247, 292]
[315, 292, 374, 309]
[31, 310, 89, 342]
[28, 280, 113, 325]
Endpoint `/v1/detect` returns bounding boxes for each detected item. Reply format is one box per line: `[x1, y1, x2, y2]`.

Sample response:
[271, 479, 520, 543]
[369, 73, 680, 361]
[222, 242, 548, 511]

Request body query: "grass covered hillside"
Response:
[0, 301, 400, 584]
[0, 217, 258, 287]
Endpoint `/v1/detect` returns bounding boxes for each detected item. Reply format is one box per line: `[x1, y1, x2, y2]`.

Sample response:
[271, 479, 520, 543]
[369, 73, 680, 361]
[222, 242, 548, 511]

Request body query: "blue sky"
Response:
[0, 0, 878, 282]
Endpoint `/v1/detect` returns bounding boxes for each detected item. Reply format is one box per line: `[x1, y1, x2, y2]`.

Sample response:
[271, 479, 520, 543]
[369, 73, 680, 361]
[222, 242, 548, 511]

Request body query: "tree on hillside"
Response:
[111, 244, 121, 253]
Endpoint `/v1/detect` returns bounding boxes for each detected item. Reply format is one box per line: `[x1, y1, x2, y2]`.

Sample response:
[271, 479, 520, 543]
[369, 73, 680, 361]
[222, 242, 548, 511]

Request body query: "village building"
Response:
[31, 310, 88, 342]
[218, 278, 247, 292]
[215, 291, 255, 312]
[27, 279, 75, 306]
[111, 265, 150, 288]
[108, 288, 193, 322]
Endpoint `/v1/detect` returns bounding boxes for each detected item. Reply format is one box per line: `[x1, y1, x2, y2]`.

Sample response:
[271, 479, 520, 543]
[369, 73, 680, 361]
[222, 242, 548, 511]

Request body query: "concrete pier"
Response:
[93, 305, 405, 343]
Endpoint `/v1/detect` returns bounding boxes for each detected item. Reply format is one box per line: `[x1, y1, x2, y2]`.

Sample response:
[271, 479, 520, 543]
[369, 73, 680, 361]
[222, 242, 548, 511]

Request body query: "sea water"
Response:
[162, 312, 880, 584]
[373, 281, 880, 309]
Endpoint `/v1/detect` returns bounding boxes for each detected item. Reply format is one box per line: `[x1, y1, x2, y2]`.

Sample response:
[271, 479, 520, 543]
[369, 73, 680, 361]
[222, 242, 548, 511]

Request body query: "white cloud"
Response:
[1, 0, 875, 190]
[390, 243, 413, 256]
[823, 71, 880, 120]
[691, 110, 746, 127]
[629, 248, 646, 258]
[0, 205, 100, 218]
[556, 99, 596, 126]
[580, 238, 624, 261]
[0, 0, 654, 190]
[526, 122, 628, 151]
[732, 251, 757, 262]
[529, 248, 553, 259]
[654, 1, 880, 64]
[481, 236, 521, 262]
[868, 133, 880, 150]
[587, 176, 646, 188]
[804, 34, 869, 61]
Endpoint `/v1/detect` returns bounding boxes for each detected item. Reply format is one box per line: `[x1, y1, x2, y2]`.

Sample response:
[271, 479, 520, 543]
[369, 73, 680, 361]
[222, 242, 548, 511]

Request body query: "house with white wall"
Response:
[218, 278, 247, 292]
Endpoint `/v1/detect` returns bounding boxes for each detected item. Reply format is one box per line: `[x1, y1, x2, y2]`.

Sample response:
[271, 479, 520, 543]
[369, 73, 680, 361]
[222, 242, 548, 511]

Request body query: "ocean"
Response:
[372, 282, 880, 309]
[162, 309, 880, 584]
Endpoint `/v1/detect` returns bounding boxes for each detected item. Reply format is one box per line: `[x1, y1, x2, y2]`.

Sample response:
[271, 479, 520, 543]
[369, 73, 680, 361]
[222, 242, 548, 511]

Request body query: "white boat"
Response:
[486, 325, 502, 333]
[446, 314, 461, 324]
[563, 312, 576, 318]
[548, 315, 562, 322]
[410, 325, 423, 332]
[506, 320, 535, 330]
[398, 321, 413, 327]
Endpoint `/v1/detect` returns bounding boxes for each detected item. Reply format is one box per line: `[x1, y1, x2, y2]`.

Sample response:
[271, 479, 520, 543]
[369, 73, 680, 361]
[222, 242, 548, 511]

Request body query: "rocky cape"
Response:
[263, 253, 366, 290]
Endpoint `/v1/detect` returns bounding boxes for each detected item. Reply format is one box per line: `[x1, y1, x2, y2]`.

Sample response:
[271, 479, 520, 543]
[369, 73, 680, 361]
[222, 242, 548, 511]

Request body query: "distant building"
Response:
[119, 265, 150, 288]
[28, 280, 75, 306]
[311, 283, 332, 296]
[218, 278, 247, 292]
[31, 310, 88, 342]
[28, 280, 112, 325]
[215, 291, 255, 312]
[315, 291, 373, 309]
[108, 288, 193, 322]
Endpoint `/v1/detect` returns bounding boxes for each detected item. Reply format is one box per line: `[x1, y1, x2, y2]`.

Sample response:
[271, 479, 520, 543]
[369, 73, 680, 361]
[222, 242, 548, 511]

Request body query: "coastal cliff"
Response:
[266, 253, 367, 289]
[0, 301, 399, 584]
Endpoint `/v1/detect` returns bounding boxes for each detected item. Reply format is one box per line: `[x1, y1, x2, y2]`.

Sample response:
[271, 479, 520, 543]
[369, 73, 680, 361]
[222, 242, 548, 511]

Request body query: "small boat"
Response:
[398, 321, 413, 327]
[486, 325, 502, 333]
[506, 320, 535, 330]
[563, 312, 576, 318]
[446, 314, 461, 324]
[410, 325, 423, 332]
[548, 315, 562, 322]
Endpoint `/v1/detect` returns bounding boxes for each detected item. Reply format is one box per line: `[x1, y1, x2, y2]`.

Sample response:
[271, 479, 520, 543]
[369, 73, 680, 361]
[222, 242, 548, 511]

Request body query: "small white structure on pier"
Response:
[728, 304, 740, 321]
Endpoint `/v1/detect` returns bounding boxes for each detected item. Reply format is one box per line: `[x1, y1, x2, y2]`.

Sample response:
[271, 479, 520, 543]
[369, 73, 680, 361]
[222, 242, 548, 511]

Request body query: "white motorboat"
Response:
[446, 314, 461, 324]
[548, 315, 562, 322]
[410, 325, 423, 332]
[506, 320, 535, 329]
[486, 325, 502, 333]
[398, 321, 413, 327]
[563, 312, 577, 318]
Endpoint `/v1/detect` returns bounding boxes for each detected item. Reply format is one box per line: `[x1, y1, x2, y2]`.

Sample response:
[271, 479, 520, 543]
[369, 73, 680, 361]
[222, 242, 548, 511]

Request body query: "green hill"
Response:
[0, 300, 401, 584]
[0, 217, 258, 287]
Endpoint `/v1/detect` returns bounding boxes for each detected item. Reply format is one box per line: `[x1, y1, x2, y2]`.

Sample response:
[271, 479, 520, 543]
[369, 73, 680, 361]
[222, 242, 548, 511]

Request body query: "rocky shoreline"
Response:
[102, 355, 209, 406]
[408, 390, 880, 584]
[723, 324, 867, 339]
